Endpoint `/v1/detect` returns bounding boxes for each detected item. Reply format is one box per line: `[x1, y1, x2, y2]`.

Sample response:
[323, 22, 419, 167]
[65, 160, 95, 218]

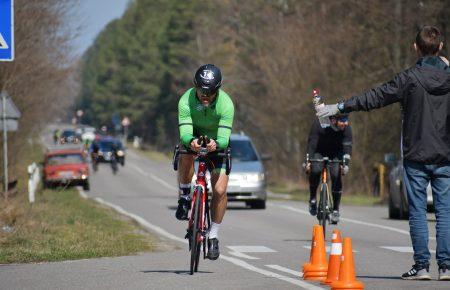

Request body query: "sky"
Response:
[70, 0, 130, 57]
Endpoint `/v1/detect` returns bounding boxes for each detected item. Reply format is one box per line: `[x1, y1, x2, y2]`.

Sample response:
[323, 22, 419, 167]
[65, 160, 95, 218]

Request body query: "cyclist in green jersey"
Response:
[176, 64, 234, 260]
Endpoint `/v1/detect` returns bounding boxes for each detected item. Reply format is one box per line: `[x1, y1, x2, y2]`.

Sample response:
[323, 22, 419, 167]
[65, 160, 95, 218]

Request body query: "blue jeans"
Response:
[403, 160, 450, 267]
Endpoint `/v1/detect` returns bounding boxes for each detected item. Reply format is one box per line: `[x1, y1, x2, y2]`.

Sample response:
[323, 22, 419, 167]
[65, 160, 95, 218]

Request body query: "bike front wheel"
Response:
[318, 183, 328, 239]
[190, 187, 202, 275]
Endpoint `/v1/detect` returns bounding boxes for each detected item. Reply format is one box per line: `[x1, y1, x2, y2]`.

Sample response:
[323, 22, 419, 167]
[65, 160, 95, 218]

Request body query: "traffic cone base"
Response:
[304, 270, 328, 281]
[304, 263, 328, 273]
[331, 237, 365, 290]
[331, 280, 364, 290]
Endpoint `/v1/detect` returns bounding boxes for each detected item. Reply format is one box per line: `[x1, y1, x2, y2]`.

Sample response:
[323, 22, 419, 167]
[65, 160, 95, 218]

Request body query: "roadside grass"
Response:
[0, 138, 156, 264]
[268, 184, 383, 206]
[0, 188, 155, 263]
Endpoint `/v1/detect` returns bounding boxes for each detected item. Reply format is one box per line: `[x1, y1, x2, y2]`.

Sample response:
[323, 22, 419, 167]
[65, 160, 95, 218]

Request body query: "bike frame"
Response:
[189, 158, 210, 251]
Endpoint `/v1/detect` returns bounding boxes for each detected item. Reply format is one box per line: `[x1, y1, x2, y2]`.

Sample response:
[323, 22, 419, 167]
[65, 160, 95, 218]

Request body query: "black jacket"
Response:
[307, 119, 352, 158]
[343, 56, 450, 164]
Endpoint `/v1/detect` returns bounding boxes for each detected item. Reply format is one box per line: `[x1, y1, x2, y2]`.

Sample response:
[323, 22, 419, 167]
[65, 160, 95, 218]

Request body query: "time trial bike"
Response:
[173, 136, 231, 275]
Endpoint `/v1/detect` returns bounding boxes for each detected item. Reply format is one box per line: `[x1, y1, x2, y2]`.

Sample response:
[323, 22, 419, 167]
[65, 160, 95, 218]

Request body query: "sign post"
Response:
[0, 0, 14, 61]
[0, 91, 21, 200]
[2, 92, 7, 198]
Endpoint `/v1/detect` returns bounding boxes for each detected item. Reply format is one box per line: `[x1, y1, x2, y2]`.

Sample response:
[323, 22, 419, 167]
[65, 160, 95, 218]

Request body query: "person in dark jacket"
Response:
[304, 114, 352, 224]
[317, 25, 450, 281]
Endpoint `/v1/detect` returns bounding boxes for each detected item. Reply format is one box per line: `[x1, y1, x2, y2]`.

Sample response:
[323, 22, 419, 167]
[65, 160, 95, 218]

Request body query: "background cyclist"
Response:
[176, 64, 234, 260]
[304, 113, 352, 224]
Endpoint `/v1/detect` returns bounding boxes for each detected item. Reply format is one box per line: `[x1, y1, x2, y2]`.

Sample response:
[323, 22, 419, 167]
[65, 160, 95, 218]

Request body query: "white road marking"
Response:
[78, 189, 324, 289]
[227, 246, 277, 253]
[266, 264, 303, 277]
[226, 245, 276, 260]
[380, 246, 435, 254]
[303, 245, 331, 252]
[222, 256, 324, 290]
[276, 204, 436, 241]
[93, 196, 186, 244]
[228, 251, 260, 260]
[130, 163, 177, 191]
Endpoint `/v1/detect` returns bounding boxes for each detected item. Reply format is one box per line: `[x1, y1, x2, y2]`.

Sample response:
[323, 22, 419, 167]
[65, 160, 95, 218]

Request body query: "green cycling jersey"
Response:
[178, 88, 234, 149]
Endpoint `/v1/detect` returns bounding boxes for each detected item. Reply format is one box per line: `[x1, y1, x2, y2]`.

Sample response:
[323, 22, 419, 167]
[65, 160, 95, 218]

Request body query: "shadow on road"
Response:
[141, 270, 213, 275]
[166, 205, 258, 211]
[283, 239, 312, 242]
[358, 275, 402, 280]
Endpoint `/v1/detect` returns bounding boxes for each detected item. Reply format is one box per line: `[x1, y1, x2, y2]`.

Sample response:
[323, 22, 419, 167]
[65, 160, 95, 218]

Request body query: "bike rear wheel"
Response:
[190, 187, 202, 275]
[318, 183, 328, 239]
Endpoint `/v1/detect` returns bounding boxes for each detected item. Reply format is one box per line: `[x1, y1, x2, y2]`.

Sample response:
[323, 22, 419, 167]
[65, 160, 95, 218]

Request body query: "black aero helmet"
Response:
[193, 64, 222, 96]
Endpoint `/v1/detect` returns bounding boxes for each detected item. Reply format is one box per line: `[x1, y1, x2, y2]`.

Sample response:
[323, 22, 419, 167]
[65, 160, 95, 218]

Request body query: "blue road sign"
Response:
[0, 0, 14, 61]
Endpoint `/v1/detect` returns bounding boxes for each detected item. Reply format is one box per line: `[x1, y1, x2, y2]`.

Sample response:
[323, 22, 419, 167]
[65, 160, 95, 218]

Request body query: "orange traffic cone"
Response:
[303, 225, 328, 281]
[331, 237, 364, 290]
[302, 225, 319, 273]
[322, 229, 342, 285]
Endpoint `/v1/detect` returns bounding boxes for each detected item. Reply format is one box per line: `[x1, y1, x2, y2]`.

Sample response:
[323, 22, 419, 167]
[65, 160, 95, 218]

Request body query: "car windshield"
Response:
[61, 130, 75, 137]
[99, 141, 113, 151]
[99, 140, 123, 151]
[230, 140, 258, 162]
[47, 154, 84, 165]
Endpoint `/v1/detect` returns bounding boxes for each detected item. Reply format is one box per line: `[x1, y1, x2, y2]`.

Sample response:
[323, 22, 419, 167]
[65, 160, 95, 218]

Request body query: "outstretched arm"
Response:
[317, 71, 409, 117]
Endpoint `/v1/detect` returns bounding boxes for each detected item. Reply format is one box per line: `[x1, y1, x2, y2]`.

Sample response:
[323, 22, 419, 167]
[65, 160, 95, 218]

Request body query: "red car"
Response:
[43, 148, 90, 191]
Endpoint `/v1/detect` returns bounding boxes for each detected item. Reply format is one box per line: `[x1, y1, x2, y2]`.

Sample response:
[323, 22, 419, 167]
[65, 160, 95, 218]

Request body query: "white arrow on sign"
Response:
[0, 33, 8, 49]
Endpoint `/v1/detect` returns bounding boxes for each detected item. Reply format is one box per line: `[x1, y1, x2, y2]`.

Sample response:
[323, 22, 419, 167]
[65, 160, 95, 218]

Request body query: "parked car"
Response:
[97, 137, 125, 166]
[43, 148, 90, 190]
[60, 129, 81, 144]
[386, 154, 433, 219]
[193, 133, 270, 209]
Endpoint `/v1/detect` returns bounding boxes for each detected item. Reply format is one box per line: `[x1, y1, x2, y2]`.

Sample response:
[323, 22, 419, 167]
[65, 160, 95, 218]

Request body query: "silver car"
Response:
[193, 133, 269, 209]
[227, 134, 269, 209]
[387, 159, 433, 219]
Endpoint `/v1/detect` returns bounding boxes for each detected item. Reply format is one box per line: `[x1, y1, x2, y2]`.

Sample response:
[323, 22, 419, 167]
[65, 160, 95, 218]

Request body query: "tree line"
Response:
[78, 0, 450, 192]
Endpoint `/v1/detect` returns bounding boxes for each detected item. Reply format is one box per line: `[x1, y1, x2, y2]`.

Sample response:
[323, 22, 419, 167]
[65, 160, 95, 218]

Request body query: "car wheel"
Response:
[83, 181, 90, 191]
[247, 200, 266, 209]
[399, 181, 409, 219]
[388, 191, 401, 219]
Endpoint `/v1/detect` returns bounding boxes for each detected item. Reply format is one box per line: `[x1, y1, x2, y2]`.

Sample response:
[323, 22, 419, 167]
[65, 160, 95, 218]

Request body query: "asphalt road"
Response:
[1, 140, 446, 290]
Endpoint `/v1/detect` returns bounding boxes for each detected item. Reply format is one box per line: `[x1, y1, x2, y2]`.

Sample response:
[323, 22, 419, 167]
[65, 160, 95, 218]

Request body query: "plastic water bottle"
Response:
[312, 89, 330, 128]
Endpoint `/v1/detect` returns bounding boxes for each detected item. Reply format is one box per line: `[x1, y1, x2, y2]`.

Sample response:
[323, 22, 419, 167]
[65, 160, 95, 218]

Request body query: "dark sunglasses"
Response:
[331, 116, 349, 122]
[196, 87, 216, 98]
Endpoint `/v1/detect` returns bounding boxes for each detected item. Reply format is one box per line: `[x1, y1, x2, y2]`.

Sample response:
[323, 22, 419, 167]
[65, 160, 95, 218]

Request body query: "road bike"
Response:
[173, 136, 231, 275]
[306, 155, 343, 238]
